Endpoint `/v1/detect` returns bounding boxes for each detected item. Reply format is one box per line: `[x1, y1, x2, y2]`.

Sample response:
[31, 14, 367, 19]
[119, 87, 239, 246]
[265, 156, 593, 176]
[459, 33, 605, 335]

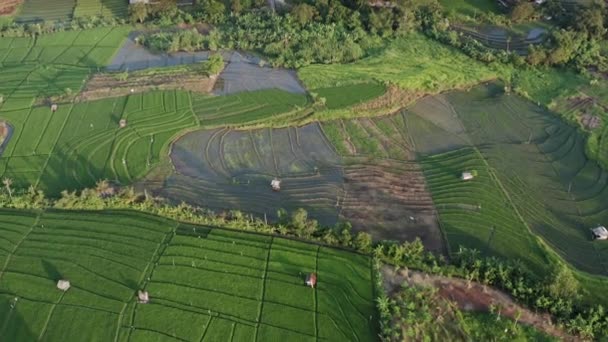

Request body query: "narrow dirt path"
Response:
[381, 266, 581, 341]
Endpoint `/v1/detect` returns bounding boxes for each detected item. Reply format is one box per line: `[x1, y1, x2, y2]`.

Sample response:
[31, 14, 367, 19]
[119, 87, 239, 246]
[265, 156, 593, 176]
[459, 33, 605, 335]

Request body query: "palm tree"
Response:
[3, 178, 12, 200]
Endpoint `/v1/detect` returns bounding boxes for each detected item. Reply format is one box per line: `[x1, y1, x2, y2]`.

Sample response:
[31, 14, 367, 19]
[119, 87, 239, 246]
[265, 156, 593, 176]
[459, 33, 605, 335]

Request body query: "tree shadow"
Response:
[0, 297, 37, 340]
[42, 259, 63, 281]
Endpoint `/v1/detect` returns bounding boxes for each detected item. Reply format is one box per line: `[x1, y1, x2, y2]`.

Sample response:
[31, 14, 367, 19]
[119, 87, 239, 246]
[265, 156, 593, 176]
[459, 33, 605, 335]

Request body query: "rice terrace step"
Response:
[0, 0, 607, 340]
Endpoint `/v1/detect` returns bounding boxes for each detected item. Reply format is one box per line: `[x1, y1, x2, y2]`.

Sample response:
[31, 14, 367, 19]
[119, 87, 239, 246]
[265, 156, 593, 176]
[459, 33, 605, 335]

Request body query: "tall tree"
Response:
[2, 178, 12, 200]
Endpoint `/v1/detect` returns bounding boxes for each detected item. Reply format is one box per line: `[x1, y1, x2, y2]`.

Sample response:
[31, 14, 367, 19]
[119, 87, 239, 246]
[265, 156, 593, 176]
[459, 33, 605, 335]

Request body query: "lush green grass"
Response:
[313, 83, 386, 110]
[0, 208, 377, 341]
[191, 89, 308, 127]
[461, 312, 557, 341]
[298, 34, 499, 93]
[513, 68, 587, 106]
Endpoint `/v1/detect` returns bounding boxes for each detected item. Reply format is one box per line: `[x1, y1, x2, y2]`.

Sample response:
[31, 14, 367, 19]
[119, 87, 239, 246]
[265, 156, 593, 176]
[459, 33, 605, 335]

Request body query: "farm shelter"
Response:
[592, 226, 608, 240]
[461, 172, 474, 181]
[271, 179, 281, 191]
[306, 273, 317, 288]
[56, 280, 70, 291]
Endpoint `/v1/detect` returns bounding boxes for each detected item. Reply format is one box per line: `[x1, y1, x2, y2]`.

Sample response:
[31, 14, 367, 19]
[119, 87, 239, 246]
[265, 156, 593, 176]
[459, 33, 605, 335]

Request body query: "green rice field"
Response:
[406, 84, 608, 284]
[0, 209, 376, 341]
[17, 0, 76, 22]
[0, 90, 197, 194]
[191, 89, 308, 127]
[0, 27, 130, 111]
[17, 0, 127, 22]
[74, 0, 128, 18]
[313, 83, 386, 110]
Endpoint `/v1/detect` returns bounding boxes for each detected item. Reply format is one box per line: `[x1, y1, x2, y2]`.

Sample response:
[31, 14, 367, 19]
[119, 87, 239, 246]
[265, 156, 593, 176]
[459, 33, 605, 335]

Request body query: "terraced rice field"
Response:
[321, 116, 442, 249]
[312, 83, 386, 110]
[107, 41, 306, 96]
[0, 27, 130, 111]
[407, 83, 608, 277]
[74, 0, 128, 18]
[421, 148, 549, 274]
[445, 85, 608, 275]
[16, 0, 75, 22]
[0, 90, 197, 194]
[157, 124, 344, 225]
[452, 25, 547, 55]
[191, 89, 308, 127]
[0, 209, 376, 341]
[154, 114, 443, 248]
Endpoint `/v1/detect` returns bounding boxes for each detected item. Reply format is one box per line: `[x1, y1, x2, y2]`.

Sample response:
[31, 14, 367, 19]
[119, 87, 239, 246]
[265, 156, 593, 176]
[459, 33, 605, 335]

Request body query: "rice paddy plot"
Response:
[214, 51, 307, 95]
[116, 226, 376, 341]
[74, 0, 128, 18]
[191, 89, 308, 127]
[444, 84, 608, 276]
[157, 115, 443, 247]
[0, 27, 129, 110]
[0, 208, 377, 341]
[0, 27, 129, 67]
[156, 123, 343, 226]
[16, 0, 75, 22]
[312, 83, 386, 110]
[404, 94, 472, 155]
[0, 90, 197, 195]
[0, 209, 174, 341]
[421, 148, 549, 274]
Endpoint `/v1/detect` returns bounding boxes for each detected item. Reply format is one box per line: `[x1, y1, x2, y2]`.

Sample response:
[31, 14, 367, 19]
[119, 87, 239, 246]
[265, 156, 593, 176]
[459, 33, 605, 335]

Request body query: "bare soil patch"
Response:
[382, 266, 580, 341]
[581, 113, 601, 130]
[76, 71, 217, 102]
[340, 158, 443, 252]
[0, 0, 21, 16]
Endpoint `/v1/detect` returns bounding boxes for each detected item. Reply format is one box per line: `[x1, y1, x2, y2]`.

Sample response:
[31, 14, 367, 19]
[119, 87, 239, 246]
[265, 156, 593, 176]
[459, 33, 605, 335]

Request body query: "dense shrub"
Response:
[0, 15, 127, 38]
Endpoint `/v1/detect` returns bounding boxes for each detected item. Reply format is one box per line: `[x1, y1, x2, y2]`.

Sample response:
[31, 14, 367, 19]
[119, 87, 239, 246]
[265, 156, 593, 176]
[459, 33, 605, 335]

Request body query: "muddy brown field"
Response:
[0, 0, 21, 16]
[341, 158, 443, 252]
[76, 71, 217, 102]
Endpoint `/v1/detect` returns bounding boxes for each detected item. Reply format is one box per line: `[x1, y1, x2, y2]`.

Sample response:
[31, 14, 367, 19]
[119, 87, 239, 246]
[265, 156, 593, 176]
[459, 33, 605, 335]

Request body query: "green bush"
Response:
[200, 53, 224, 76]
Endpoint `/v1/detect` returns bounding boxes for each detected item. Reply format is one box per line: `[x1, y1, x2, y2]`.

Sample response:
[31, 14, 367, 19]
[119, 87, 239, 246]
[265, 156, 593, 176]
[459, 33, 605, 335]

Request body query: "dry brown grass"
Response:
[76, 71, 217, 102]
